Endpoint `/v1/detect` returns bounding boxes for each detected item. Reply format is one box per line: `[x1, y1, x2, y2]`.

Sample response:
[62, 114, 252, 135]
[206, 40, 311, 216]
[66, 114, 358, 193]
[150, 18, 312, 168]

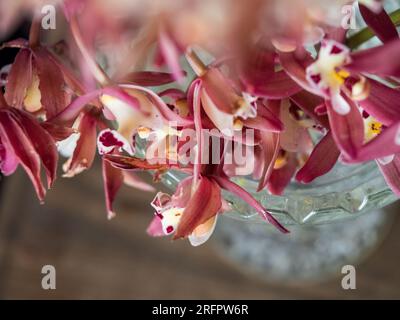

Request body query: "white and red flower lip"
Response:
[97, 129, 134, 156]
[306, 40, 353, 115]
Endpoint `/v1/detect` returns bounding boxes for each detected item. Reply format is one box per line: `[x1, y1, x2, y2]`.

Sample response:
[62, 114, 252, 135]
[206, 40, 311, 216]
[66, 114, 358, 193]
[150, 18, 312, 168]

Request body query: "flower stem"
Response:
[346, 9, 400, 49]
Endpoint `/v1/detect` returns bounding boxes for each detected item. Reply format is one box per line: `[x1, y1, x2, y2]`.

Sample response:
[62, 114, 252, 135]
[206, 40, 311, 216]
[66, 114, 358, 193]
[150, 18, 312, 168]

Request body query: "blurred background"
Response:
[1, 12, 400, 300]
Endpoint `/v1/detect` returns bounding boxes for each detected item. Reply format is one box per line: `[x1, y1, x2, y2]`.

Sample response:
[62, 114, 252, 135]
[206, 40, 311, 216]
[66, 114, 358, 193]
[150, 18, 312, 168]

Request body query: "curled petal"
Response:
[201, 89, 235, 135]
[212, 175, 289, 233]
[189, 215, 218, 247]
[63, 111, 97, 178]
[102, 158, 124, 220]
[296, 131, 340, 183]
[174, 177, 222, 239]
[119, 84, 193, 126]
[158, 88, 186, 100]
[101, 87, 141, 112]
[51, 89, 103, 123]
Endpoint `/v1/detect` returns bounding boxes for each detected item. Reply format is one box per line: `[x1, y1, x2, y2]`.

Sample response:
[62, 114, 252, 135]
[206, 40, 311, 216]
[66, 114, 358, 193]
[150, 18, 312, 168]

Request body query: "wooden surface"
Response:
[0, 161, 400, 299]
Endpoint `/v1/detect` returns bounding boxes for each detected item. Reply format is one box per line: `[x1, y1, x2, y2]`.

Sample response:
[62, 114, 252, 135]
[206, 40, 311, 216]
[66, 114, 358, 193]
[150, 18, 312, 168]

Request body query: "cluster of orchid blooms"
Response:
[1, 0, 400, 246]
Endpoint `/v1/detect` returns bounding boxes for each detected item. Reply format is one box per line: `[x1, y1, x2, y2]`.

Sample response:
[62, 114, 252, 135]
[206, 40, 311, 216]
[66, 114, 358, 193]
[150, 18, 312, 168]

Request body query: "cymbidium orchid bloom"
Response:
[3, 0, 400, 247]
[1, 19, 70, 119]
[0, 92, 58, 202]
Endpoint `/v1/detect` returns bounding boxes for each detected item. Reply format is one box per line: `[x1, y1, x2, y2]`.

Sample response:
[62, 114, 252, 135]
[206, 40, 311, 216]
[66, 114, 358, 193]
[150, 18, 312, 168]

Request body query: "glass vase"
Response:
[162, 161, 398, 283]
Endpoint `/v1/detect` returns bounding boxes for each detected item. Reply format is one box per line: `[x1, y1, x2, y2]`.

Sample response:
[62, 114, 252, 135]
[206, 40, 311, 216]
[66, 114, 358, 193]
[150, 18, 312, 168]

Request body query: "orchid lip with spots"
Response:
[1, 0, 400, 246]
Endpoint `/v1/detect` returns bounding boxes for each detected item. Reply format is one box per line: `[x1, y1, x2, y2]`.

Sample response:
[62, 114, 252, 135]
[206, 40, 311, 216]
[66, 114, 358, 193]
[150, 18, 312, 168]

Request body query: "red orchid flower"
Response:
[1, 20, 70, 119]
[0, 92, 58, 202]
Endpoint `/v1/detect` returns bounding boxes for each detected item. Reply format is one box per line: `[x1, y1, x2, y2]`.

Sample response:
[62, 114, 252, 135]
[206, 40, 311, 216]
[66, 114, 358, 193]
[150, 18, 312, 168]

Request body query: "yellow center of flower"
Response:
[233, 118, 244, 131]
[175, 99, 189, 117]
[274, 153, 288, 170]
[364, 117, 382, 142]
[331, 69, 350, 86]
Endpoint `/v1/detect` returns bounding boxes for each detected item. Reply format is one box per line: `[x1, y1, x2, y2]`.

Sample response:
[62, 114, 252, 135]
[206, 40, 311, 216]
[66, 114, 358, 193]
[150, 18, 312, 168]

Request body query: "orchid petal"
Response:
[104, 154, 171, 171]
[246, 70, 302, 99]
[40, 122, 75, 142]
[51, 89, 103, 123]
[0, 111, 45, 201]
[280, 100, 313, 153]
[146, 216, 165, 237]
[189, 215, 218, 247]
[326, 97, 364, 159]
[118, 71, 186, 86]
[158, 30, 185, 82]
[174, 177, 222, 239]
[278, 50, 320, 95]
[243, 101, 283, 132]
[347, 122, 400, 162]
[201, 89, 235, 135]
[63, 111, 97, 178]
[34, 47, 68, 118]
[122, 171, 155, 192]
[357, 79, 400, 126]
[119, 84, 193, 126]
[0, 133, 18, 176]
[257, 133, 280, 191]
[377, 154, 400, 196]
[347, 39, 400, 77]
[212, 175, 289, 233]
[4, 49, 32, 108]
[192, 81, 203, 186]
[267, 153, 297, 196]
[290, 91, 329, 128]
[102, 157, 124, 220]
[0, 38, 28, 49]
[10, 109, 58, 188]
[359, 4, 398, 44]
[296, 131, 340, 183]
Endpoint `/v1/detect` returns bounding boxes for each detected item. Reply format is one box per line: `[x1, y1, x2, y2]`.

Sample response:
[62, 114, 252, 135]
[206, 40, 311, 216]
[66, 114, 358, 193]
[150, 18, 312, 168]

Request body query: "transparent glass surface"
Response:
[162, 162, 397, 226]
[162, 163, 398, 283]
